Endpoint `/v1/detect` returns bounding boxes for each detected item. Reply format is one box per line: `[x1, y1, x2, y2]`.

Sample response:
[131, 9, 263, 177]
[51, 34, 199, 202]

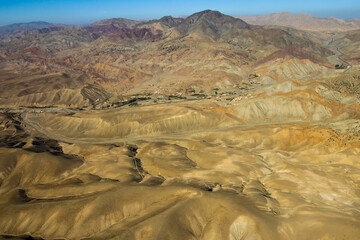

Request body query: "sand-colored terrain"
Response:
[1, 73, 360, 239]
[238, 12, 360, 32]
[0, 9, 360, 240]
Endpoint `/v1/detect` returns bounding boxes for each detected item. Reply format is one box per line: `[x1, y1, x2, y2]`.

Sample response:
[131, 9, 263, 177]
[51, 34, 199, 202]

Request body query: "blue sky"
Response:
[0, 0, 360, 26]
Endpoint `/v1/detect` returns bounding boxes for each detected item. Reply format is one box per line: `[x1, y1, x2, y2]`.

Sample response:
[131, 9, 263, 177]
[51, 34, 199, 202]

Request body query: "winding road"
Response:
[328, 36, 353, 72]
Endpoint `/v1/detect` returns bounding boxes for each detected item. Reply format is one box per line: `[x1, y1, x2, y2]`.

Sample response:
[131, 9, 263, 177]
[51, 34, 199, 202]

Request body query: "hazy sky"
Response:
[1, 0, 360, 26]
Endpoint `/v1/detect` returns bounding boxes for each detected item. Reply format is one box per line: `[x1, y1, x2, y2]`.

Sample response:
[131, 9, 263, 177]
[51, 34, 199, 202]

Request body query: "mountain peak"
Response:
[157, 16, 184, 27]
[176, 10, 249, 38]
[193, 9, 223, 17]
[185, 9, 233, 23]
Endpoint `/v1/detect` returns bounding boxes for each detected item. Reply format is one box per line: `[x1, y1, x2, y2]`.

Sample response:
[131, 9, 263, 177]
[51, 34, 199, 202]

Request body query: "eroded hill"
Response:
[1, 70, 360, 239]
[0, 9, 360, 240]
[0, 10, 341, 107]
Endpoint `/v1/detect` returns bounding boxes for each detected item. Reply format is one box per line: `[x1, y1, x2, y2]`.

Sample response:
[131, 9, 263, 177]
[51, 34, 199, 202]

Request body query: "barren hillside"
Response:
[0, 9, 360, 240]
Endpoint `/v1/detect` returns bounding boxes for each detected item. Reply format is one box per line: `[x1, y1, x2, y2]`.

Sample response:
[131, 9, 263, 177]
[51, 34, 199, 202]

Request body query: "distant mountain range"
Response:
[1, 12, 360, 37]
[0, 21, 54, 36]
[238, 12, 360, 31]
[0, 10, 359, 107]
